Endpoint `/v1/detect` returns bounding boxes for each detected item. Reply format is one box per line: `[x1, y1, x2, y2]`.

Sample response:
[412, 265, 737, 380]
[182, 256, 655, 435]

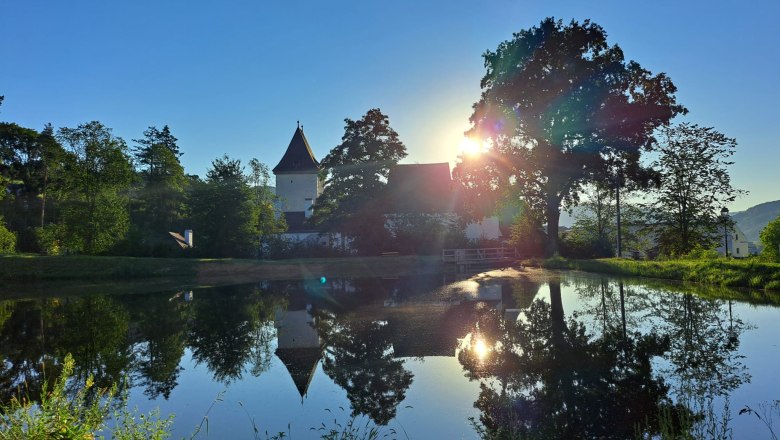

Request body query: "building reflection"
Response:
[274, 302, 322, 401]
[0, 273, 755, 435]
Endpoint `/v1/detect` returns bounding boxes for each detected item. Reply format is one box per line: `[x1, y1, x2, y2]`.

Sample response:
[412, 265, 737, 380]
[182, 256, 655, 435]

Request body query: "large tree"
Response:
[132, 125, 187, 235]
[0, 123, 66, 250]
[57, 121, 134, 254]
[247, 158, 286, 257]
[311, 109, 406, 255]
[651, 123, 744, 256]
[456, 18, 685, 255]
[188, 155, 258, 257]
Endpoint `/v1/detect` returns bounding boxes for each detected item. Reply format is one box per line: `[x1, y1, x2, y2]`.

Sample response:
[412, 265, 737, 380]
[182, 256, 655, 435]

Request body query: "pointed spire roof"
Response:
[275, 347, 322, 399]
[273, 124, 319, 174]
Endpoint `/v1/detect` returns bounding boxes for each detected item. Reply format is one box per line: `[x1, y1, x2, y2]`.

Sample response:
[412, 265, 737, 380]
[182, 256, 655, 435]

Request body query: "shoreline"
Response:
[3, 255, 780, 300]
[531, 257, 780, 291]
[0, 254, 448, 281]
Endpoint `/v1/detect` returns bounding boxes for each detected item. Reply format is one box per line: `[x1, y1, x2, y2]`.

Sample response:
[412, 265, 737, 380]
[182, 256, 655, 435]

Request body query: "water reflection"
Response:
[459, 277, 754, 439]
[0, 272, 770, 437]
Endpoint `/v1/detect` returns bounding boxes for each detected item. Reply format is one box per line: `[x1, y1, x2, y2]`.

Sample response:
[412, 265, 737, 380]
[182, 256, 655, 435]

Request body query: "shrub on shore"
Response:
[0, 353, 173, 439]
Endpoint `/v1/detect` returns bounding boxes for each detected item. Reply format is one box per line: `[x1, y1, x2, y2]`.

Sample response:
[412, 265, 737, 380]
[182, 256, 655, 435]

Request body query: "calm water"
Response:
[1, 270, 778, 439]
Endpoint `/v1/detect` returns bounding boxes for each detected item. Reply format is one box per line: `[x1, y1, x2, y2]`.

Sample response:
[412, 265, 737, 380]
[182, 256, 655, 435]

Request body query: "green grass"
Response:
[0, 254, 446, 283]
[534, 257, 780, 292]
[0, 255, 200, 282]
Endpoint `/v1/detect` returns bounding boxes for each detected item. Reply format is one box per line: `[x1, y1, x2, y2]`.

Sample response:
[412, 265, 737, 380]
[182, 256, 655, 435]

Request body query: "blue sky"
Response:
[1, 0, 778, 211]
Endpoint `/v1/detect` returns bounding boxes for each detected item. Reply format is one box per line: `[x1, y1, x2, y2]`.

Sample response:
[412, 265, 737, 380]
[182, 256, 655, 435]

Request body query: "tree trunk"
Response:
[545, 199, 561, 257]
[41, 166, 48, 227]
[615, 182, 622, 258]
[549, 281, 566, 339]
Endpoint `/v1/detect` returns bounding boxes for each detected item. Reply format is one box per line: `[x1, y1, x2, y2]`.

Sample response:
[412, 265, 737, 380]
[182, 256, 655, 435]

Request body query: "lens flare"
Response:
[459, 137, 482, 155]
[473, 337, 489, 360]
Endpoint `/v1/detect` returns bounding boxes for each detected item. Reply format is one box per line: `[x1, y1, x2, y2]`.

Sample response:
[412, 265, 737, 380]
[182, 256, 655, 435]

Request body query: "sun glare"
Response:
[459, 137, 482, 155]
[473, 337, 489, 360]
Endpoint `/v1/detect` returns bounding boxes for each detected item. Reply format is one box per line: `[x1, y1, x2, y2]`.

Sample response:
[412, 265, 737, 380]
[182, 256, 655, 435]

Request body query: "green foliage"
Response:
[57, 121, 134, 254]
[0, 354, 172, 440]
[188, 155, 259, 257]
[760, 215, 780, 262]
[0, 122, 67, 251]
[652, 124, 745, 256]
[0, 354, 108, 439]
[538, 257, 780, 292]
[132, 126, 187, 237]
[265, 237, 347, 260]
[0, 217, 16, 254]
[385, 213, 467, 255]
[34, 224, 63, 255]
[248, 158, 286, 257]
[315, 409, 385, 440]
[683, 245, 721, 260]
[312, 109, 406, 255]
[508, 204, 546, 257]
[456, 17, 684, 256]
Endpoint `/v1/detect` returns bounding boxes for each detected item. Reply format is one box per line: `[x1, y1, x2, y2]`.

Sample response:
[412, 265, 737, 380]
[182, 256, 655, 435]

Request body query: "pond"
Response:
[0, 269, 778, 439]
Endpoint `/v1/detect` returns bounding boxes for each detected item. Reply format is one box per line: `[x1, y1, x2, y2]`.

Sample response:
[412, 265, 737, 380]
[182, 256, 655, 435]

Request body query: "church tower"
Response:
[273, 124, 323, 225]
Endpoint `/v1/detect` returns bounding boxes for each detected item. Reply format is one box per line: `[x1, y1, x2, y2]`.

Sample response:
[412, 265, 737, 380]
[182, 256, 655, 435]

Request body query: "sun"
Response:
[473, 337, 490, 361]
[458, 137, 482, 155]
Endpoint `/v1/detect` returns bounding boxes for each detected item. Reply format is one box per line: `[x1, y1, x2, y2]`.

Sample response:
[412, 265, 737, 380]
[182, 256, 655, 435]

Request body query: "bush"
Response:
[0, 353, 173, 439]
[387, 214, 467, 255]
[0, 218, 15, 254]
[266, 235, 350, 259]
[34, 224, 63, 255]
[682, 244, 721, 260]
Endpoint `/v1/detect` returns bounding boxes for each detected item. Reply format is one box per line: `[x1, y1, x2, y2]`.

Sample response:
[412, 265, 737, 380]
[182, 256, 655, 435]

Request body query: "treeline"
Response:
[0, 98, 284, 257]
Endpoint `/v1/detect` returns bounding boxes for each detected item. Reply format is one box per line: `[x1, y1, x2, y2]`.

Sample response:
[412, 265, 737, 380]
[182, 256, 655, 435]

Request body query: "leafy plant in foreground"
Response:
[0, 353, 173, 439]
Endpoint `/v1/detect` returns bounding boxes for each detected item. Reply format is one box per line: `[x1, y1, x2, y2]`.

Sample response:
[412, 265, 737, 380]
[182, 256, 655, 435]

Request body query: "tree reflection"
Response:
[52, 296, 133, 390]
[188, 286, 281, 384]
[0, 299, 58, 403]
[459, 281, 682, 439]
[636, 287, 749, 434]
[317, 312, 413, 425]
[132, 294, 187, 399]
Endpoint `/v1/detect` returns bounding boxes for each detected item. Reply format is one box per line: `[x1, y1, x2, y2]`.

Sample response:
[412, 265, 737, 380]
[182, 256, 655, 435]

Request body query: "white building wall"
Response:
[275, 309, 320, 349]
[275, 173, 322, 217]
[465, 217, 502, 241]
[719, 224, 757, 258]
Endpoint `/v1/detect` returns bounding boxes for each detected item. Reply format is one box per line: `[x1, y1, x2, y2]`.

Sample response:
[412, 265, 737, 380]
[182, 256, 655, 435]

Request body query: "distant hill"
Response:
[731, 200, 780, 243]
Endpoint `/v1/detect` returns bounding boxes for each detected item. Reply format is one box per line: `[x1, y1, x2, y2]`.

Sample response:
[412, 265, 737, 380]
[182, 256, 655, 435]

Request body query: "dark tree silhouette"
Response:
[459, 281, 683, 439]
[317, 314, 413, 425]
[456, 18, 685, 255]
[188, 155, 258, 257]
[311, 109, 406, 255]
[53, 296, 133, 391]
[133, 295, 187, 400]
[131, 125, 187, 238]
[187, 287, 259, 383]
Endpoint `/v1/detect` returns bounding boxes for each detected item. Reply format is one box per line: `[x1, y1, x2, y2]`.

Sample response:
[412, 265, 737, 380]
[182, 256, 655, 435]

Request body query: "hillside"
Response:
[732, 200, 780, 243]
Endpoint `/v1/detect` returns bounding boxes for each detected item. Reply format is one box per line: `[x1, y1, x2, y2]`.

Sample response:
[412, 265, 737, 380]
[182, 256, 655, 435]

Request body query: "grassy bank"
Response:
[0, 254, 446, 285]
[535, 257, 780, 291]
